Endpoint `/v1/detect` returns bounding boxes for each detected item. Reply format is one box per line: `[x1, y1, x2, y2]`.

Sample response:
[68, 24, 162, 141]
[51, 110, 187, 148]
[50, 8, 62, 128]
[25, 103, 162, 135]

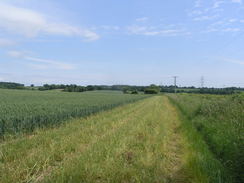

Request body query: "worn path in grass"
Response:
[1, 96, 192, 183]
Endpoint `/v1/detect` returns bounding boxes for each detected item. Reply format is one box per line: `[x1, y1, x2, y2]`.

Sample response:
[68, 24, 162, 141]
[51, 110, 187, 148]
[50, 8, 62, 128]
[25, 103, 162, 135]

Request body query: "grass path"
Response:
[1, 96, 195, 183]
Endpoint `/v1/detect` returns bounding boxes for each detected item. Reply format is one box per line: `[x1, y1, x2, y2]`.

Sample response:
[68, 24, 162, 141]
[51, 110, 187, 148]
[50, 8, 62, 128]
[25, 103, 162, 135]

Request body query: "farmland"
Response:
[1, 96, 197, 183]
[0, 89, 147, 138]
[0, 89, 243, 183]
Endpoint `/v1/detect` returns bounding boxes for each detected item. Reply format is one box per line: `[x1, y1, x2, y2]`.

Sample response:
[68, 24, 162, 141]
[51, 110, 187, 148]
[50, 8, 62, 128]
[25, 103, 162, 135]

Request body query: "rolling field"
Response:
[0, 89, 147, 138]
[0, 90, 243, 183]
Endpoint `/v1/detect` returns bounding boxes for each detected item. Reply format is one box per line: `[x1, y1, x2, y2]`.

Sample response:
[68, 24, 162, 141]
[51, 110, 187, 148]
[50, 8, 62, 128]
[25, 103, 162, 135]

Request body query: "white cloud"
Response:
[203, 27, 242, 33]
[194, 0, 202, 8]
[0, 38, 15, 47]
[231, 0, 242, 4]
[224, 58, 244, 65]
[136, 17, 149, 22]
[7, 50, 74, 70]
[100, 25, 120, 31]
[193, 15, 218, 21]
[229, 18, 238, 22]
[202, 28, 218, 33]
[188, 10, 203, 16]
[210, 20, 226, 26]
[7, 50, 25, 58]
[204, 17, 244, 33]
[213, 1, 225, 9]
[25, 57, 74, 70]
[222, 28, 241, 32]
[0, 2, 99, 41]
[212, 0, 242, 9]
[127, 25, 190, 37]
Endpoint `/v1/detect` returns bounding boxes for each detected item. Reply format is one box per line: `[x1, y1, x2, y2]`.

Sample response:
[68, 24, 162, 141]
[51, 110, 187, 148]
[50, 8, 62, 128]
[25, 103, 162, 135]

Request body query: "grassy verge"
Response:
[43, 96, 189, 183]
[1, 96, 195, 183]
[167, 93, 244, 183]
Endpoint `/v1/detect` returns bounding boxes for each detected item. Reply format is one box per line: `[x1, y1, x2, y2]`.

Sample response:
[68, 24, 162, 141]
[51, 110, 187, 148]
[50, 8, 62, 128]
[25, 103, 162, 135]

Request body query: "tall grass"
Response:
[168, 93, 244, 183]
[1, 96, 191, 183]
[0, 89, 147, 138]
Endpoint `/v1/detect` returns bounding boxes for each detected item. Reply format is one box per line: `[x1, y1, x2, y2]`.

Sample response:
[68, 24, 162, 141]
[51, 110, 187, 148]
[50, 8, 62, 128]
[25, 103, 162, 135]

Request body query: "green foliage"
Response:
[0, 82, 25, 89]
[0, 89, 147, 138]
[86, 85, 95, 91]
[168, 93, 244, 183]
[38, 84, 66, 91]
[131, 90, 139, 94]
[38, 84, 149, 93]
[122, 87, 130, 94]
[63, 85, 86, 92]
[144, 84, 160, 94]
[122, 87, 139, 94]
[161, 85, 243, 95]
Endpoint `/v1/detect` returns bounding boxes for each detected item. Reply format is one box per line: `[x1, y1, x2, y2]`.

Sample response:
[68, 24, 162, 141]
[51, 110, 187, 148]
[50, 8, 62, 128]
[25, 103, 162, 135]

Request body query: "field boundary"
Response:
[167, 95, 232, 183]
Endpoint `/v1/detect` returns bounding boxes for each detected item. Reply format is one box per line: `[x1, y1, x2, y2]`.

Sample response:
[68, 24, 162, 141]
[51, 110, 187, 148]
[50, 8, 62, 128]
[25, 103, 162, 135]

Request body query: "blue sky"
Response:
[0, 0, 244, 87]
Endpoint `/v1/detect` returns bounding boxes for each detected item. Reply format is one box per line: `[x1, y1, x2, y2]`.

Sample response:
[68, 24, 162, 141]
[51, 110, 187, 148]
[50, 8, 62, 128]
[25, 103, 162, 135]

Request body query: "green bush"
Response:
[144, 84, 160, 94]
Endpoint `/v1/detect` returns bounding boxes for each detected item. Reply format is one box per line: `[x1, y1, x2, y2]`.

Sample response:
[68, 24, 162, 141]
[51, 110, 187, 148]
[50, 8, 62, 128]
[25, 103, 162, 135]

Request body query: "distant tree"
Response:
[0, 82, 25, 89]
[144, 84, 160, 94]
[86, 85, 95, 91]
[131, 90, 139, 94]
[122, 87, 130, 94]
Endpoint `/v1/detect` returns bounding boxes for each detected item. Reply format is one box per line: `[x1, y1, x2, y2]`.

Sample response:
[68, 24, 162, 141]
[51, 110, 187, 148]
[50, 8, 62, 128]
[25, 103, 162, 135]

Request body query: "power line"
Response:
[201, 76, 204, 88]
[172, 76, 178, 93]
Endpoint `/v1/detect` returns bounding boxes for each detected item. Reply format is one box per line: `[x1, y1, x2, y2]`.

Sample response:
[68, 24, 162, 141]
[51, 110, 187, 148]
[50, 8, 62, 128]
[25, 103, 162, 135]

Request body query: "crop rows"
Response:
[0, 89, 147, 138]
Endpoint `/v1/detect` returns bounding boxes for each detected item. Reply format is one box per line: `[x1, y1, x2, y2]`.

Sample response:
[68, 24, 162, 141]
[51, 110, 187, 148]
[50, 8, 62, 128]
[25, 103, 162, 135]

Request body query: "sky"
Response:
[0, 0, 244, 87]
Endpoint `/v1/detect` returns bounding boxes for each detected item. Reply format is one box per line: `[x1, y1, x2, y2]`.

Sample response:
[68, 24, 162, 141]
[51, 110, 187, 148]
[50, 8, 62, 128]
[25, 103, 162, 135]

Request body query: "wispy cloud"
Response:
[202, 17, 244, 33]
[203, 27, 242, 33]
[0, 2, 99, 41]
[0, 38, 16, 47]
[99, 25, 120, 31]
[212, 0, 242, 9]
[222, 28, 241, 32]
[229, 18, 238, 22]
[25, 57, 74, 70]
[194, 0, 203, 8]
[127, 25, 190, 37]
[189, 0, 244, 35]
[136, 17, 149, 22]
[213, 0, 225, 9]
[7, 51, 26, 58]
[7, 51, 74, 70]
[231, 0, 242, 4]
[224, 58, 244, 65]
[193, 15, 219, 21]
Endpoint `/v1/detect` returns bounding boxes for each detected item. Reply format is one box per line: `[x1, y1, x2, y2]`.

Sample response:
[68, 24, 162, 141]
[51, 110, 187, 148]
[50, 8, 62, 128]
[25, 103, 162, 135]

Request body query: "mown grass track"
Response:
[1, 96, 197, 183]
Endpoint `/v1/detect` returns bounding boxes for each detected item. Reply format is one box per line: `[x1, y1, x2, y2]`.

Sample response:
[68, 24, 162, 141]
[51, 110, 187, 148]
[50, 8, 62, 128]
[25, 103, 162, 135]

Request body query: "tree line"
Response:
[0, 82, 243, 95]
[0, 82, 25, 89]
[161, 86, 243, 95]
